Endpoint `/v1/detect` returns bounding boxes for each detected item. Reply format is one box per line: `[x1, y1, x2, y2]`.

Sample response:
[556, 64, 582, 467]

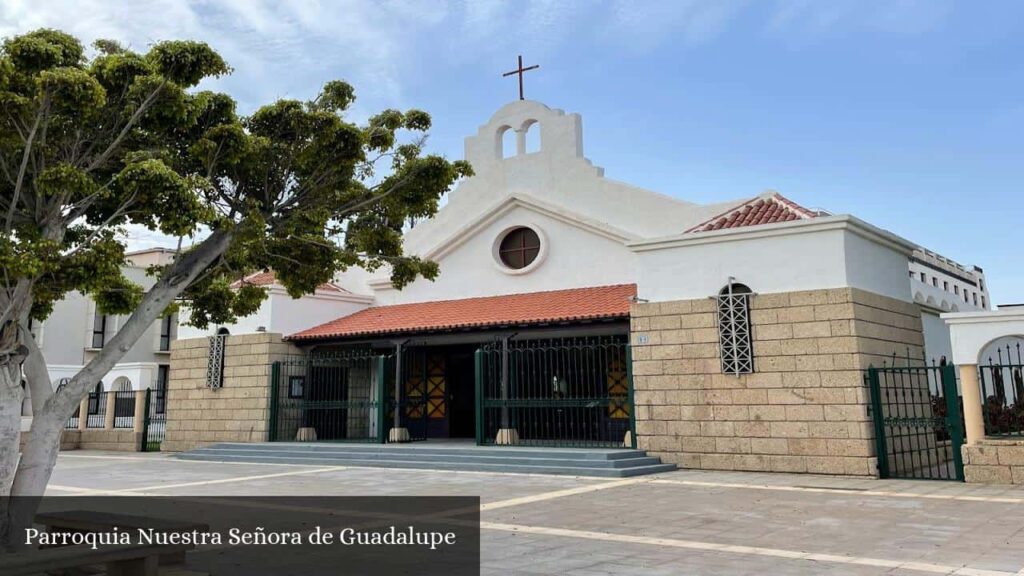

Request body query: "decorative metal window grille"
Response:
[206, 334, 227, 389]
[716, 282, 754, 375]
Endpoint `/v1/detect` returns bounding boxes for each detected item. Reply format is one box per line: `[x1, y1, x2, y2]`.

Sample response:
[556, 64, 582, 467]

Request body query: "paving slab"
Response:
[44, 451, 1024, 575]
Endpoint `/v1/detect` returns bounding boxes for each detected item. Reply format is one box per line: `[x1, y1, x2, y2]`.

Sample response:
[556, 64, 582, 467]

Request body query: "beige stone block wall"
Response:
[163, 333, 301, 452]
[78, 429, 141, 452]
[963, 439, 1024, 484]
[20, 430, 82, 452]
[631, 287, 924, 476]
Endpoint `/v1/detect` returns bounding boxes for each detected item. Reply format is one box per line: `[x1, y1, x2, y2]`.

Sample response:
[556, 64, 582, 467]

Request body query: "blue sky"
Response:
[3, 1, 1022, 303]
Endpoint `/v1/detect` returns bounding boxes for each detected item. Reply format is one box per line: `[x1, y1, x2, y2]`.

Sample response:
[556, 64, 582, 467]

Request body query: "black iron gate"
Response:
[268, 346, 450, 443]
[867, 363, 964, 481]
[475, 336, 636, 448]
[140, 386, 167, 452]
[269, 350, 390, 442]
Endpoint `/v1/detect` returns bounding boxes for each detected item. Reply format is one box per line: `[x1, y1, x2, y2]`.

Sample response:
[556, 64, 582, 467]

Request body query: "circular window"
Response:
[498, 227, 541, 270]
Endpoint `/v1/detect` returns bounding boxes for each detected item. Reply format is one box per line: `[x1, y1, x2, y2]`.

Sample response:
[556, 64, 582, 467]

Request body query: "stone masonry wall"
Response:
[963, 439, 1024, 484]
[163, 333, 301, 452]
[630, 287, 923, 476]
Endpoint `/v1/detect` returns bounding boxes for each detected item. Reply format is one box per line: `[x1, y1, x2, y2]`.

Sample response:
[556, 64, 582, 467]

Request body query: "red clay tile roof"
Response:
[231, 271, 344, 293]
[289, 284, 637, 340]
[686, 192, 821, 233]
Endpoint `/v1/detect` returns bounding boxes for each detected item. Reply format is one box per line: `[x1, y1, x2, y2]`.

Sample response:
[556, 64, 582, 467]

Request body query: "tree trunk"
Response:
[0, 365, 26, 546]
[4, 410, 59, 546]
[0, 229, 233, 546]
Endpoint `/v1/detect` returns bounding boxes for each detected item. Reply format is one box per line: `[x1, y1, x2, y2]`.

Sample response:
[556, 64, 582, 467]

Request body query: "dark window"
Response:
[498, 227, 541, 269]
[156, 365, 169, 414]
[288, 376, 305, 399]
[982, 295, 987, 308]
[909, 271, 914, 278]
[973, 293, 978, 306]
[932, 277, 938, 287]
[91, 311, 107, 348]
[159, 315, 173, 351]
[920, 272, 926, 282]
[954, 285, 959, 295]
[86, 383, 102, 414]
[943, 281, 949, 291]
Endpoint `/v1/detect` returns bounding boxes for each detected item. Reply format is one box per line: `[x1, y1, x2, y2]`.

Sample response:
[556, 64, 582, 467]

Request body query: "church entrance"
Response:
[398, 345, 477, 440]
[267, 330, 635, 448]
[447, 348, 478, 439]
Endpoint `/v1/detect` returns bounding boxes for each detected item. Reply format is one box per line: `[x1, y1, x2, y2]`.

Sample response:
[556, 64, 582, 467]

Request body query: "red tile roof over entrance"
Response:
[289, 284, 637, 340]
[685, 191, 821, 233]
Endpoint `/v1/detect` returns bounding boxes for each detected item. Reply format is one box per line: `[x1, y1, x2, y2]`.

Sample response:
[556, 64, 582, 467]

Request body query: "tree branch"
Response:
[84, 79, 167, 173]
[41, 228, 234, 422]
[5, 104, 45, 235]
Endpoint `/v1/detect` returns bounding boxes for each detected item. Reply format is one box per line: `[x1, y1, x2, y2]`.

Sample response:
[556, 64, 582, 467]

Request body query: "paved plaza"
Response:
[46, 451, 1024, 575]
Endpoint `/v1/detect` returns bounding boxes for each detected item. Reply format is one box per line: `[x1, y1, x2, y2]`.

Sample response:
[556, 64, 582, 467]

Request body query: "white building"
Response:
[206, 99, 983, 367]
[169, 99, 1000, 478]
[176, 271, 374, 340]
[909, 248, 990, 364]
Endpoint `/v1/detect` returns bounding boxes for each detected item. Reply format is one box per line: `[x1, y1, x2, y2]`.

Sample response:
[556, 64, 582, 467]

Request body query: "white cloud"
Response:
[0, 0, 451, 111]
[605, 0, 748, 51]
[766, 0, 953, 40]
[1, 0, 957, 252]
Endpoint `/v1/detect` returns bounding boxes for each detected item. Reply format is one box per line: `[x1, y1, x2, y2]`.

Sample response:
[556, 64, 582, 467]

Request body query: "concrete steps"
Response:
[175, 442, 676, 478]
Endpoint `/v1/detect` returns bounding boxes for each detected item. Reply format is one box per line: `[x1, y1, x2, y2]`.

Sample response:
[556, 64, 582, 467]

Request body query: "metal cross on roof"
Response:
[502, 55, 539, 100]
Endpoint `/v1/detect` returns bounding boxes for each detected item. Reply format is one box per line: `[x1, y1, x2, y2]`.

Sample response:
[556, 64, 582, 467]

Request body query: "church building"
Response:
[164, 99, 982, 477]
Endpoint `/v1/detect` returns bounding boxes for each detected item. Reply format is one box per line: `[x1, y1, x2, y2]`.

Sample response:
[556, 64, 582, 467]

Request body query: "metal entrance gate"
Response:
[269, 350, 391, 442]
[475, 336, 636, 448]
[267, 348, 443, 443]
[140, 386, 167, 452]
[267, 339, 636, 447]
[866, 363, 965, 481]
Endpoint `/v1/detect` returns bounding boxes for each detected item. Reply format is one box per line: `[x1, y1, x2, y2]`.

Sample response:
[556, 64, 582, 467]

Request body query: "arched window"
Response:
[500, 126, 516, 158]
[717, 282, 754, 375]
[523, 121, 540, 153]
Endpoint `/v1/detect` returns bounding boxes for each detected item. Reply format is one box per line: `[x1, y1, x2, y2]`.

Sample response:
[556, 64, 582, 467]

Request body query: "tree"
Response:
[0, 29, 471, 542]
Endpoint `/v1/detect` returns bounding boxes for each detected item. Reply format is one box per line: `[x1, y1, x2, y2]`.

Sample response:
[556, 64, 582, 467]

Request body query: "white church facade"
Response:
[165, 100, 990, 477]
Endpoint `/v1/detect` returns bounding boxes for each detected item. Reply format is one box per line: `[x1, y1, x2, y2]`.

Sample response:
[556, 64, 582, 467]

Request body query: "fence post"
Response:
[626, 345, 637, 449]
[474, 348, 483, 446]
[133, 389, 146, 433]
[78, 398, 88, 431]
[140, 388, 152, 451]
[959, 364, 985, 445]
[267, 361, 280, 442]
[867, 367, 889, 479]
[941, 364, 966, 481]
[375, 356, 387, 444]
[103, 391, 115, 430]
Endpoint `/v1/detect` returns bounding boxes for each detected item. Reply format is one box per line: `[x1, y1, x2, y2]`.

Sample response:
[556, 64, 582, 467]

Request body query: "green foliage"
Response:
[0, 28, 470, 338]
[146, 40, 229, 88]
[3, 29, 83, 73]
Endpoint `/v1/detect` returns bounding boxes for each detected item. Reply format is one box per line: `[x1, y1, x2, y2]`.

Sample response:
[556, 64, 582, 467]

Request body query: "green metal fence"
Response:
[475, 336, 635, 448]
[140, 386, 167, 452]
[268, 350, 390, 443]
[267, 338, 636, 448]
[867, 362, 964, 481]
